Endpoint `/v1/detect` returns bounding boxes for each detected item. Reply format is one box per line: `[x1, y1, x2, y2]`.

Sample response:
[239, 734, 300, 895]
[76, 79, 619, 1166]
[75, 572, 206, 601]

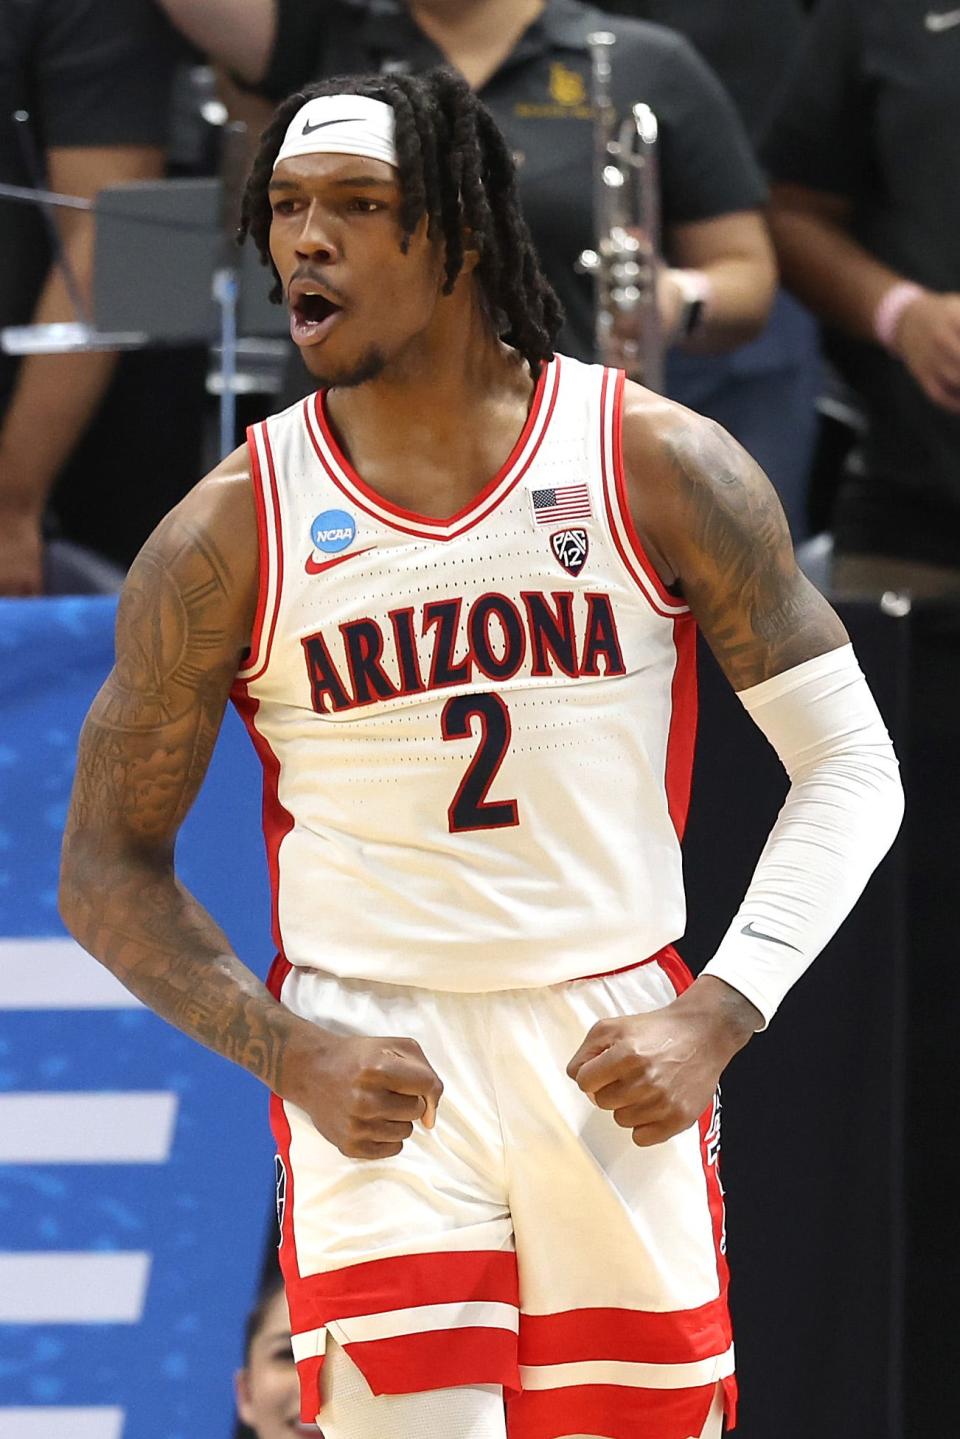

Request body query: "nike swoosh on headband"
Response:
[740, 921, 802, 952]
[302, 116, 367, 136]
[925, 7, 960, 29]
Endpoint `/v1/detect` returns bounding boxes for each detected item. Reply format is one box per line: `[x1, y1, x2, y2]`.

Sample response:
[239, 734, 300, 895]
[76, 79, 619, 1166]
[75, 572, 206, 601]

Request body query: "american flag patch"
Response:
[530, 483, 592, 525]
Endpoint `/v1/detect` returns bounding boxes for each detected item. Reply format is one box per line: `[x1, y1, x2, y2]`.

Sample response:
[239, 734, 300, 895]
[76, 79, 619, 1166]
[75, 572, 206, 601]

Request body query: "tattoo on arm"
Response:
[60, 511, 298, 1093]
[661, 417, 847, 689]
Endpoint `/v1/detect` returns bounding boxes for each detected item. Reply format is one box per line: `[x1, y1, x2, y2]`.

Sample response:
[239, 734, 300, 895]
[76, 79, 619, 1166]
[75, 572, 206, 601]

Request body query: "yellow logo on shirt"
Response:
[549, 62, 587, 107]
[515, 62, 592, 120]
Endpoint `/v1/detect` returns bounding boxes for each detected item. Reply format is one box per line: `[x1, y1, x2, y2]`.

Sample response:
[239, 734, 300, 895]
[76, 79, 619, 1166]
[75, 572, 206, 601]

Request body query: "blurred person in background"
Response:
[598, 0, 820, 538]
[155, 0, 777, 415]
[0, 0, 201, 595]
[764, 0, 960, 586]
[236, 1269, 322, 1439]
[763, 2, 960, 1428]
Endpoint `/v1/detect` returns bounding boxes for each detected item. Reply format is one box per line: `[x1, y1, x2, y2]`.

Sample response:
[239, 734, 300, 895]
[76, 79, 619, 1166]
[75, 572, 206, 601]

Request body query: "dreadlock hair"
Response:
[238, 67, 564, 378]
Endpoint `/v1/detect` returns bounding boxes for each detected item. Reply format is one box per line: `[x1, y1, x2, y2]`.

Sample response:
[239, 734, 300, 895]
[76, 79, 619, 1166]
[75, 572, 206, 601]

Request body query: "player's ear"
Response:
[235, 1367, 255, 1425]
[460, 225, 481, 274]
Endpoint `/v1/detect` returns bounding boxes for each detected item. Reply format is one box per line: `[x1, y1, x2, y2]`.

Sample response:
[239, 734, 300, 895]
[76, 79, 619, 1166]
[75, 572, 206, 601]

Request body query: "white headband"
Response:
[273, 94, 398, 172]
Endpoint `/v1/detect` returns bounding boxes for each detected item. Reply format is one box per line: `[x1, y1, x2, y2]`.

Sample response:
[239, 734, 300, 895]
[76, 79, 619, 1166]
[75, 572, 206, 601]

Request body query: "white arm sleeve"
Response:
[701, 643, 904, 1028]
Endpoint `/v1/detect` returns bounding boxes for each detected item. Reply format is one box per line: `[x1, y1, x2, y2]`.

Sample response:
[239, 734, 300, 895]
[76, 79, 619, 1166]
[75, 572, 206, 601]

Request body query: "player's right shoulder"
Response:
[122, 442, 259, 668]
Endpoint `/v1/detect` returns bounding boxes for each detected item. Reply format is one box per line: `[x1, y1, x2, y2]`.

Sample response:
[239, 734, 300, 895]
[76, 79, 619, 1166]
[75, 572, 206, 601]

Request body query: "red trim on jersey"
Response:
[342, 1326, 520, 1398]
[611, 370, 687, 610]
[598, 370, 686, 621]
[230, 686, 295, 957]
[303, 357, 561, 541]
[665, 615, 699, 840]
[506, 1380, 723, 1439]
[238, 422, 285, 683]
[239, 423, 270, 678]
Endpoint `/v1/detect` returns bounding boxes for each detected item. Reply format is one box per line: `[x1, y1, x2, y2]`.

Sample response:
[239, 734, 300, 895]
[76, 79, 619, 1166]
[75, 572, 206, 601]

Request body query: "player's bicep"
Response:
[661, 415, 847, 691]
[67, 510, 243, 855]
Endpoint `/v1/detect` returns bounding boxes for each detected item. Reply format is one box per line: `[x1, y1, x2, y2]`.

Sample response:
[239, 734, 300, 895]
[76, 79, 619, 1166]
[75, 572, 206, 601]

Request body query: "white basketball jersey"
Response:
[232, 354, 697, 991]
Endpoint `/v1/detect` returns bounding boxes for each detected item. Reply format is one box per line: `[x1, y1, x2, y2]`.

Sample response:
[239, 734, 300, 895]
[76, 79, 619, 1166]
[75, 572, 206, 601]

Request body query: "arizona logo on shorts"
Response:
[275, 1154, 288, 1241]
[550, 527, 589, 576]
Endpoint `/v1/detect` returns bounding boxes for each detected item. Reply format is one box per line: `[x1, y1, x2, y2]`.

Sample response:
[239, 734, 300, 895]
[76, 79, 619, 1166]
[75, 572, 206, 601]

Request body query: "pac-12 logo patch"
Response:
[550, 527, 588, 576]
[311, 508, 356, 554]
[275, 1154, 287, 1242]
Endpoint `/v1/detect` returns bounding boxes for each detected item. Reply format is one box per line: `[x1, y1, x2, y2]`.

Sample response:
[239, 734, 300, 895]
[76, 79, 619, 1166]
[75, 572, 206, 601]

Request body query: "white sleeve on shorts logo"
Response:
[233, 354, 697, 990]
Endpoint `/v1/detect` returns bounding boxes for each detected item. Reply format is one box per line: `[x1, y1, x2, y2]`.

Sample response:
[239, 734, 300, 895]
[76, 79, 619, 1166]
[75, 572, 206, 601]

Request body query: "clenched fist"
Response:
[567, 977, 759, 1147]
[285, 1033, 443, 1160]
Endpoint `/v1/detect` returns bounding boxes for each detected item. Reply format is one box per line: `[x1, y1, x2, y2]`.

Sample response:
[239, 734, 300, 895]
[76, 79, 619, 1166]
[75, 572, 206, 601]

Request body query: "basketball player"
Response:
[59, 70, 903, 1439]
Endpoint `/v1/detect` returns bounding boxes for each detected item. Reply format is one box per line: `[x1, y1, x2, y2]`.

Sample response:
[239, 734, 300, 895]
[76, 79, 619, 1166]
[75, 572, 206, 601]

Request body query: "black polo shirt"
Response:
[258, 0, 765, 364]
[0, 0, 180, 407]
[762, 0, 960, 565]
[578, 0, 809, 142]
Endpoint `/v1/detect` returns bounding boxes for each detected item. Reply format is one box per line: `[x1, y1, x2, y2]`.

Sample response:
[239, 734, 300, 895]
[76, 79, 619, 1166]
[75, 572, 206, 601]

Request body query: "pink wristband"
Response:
[873, 281, 924, 351]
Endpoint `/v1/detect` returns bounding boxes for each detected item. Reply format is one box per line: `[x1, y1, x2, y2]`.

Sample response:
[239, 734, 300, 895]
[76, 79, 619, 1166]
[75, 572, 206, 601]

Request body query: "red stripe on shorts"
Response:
[285, 1247, 519, 1331]
[342, 1326, 520, 1396]
[506, 1381, 721, 1439]
[656, 945, 738, 1429]
[519, 1299, 731, 1368]
[287, 1251, 521, 1420]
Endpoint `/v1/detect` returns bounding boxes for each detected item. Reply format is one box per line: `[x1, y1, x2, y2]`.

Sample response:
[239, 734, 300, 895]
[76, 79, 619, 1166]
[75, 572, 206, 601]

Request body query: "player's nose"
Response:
[293, 201, 341, 263]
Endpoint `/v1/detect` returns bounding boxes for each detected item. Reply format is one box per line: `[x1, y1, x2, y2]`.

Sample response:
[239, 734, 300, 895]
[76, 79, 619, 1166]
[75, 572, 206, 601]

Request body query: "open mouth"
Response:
[290, 291, 343, 346]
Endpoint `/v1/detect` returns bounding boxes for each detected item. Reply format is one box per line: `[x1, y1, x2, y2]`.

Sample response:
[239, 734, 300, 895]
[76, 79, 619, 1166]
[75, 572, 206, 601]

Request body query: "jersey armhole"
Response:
[236, 420, 283, 683]
[598, 368, 690, 620]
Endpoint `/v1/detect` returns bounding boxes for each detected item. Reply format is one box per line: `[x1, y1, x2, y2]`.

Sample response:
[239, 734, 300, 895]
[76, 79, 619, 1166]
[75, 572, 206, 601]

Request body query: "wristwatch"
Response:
[671, 269, 713, 340]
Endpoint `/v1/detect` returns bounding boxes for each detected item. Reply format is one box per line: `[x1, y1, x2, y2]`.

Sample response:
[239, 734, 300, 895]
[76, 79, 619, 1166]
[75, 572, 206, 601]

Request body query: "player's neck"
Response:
[326, 294, 530, 462]
[324, 293, 536, 515]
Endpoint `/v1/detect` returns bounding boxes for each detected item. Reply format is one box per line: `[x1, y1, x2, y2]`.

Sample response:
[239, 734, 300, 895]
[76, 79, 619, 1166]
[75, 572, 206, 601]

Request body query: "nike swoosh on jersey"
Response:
[925, 7, 960, 29]
[302, 116, 365, 135]
[740, 921, 802, 952]
[305, 545, 375, 575]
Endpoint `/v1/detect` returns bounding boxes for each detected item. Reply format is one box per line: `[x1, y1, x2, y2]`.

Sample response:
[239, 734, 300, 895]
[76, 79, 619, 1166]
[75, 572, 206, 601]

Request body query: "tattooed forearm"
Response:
[60, 838, 297, 1089]
[660, 416, 847, 689]
[59, 493, 305, 1096]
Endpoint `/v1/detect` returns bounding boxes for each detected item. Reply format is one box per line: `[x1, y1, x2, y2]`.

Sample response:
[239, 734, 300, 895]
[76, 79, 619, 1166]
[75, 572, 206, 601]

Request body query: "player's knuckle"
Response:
[363, 1057, 392, 1084]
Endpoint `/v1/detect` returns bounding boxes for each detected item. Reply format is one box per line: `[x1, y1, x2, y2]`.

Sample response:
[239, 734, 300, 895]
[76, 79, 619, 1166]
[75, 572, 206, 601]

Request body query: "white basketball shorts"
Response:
[267, 947, 736, 1439]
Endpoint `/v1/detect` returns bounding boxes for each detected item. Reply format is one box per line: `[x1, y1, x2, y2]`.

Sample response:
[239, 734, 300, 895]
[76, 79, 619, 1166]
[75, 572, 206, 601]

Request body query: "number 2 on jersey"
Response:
[441, 693, 519, 832]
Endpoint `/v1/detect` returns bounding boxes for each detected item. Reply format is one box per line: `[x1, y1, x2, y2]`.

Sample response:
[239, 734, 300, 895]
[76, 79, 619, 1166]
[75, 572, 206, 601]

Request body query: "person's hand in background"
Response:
[894, 292, 960, 415]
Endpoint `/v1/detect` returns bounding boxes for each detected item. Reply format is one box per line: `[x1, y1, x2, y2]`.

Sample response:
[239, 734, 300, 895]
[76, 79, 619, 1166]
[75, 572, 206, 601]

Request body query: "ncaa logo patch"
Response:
[311, 508, 356, 555]
[275, 1155, 287, 1243]
[550, 528, 588, 576]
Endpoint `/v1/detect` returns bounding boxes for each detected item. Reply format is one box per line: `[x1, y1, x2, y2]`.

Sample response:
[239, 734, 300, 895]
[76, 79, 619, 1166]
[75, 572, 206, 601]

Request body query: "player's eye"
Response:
[347, 197, 385, 213]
